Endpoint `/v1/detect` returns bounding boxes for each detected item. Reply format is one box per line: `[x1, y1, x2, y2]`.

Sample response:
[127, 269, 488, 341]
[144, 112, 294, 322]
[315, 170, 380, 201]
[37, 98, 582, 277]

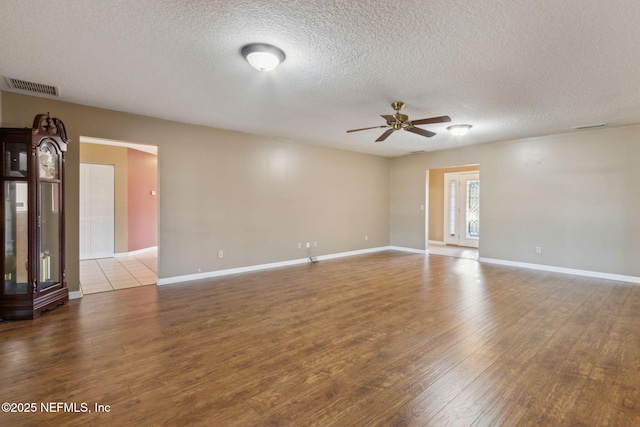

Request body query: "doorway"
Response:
[426, 165, 480, 259]
[78, 137, 158, 294]
[443, 171, 480, 248]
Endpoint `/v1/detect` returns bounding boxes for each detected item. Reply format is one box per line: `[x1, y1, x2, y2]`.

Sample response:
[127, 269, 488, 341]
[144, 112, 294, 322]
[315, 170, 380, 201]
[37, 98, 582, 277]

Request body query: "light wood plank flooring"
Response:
[1, 251, 639, 426]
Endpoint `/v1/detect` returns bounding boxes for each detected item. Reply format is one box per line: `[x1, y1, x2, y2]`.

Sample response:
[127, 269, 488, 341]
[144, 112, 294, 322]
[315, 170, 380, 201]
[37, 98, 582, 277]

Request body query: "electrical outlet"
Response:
[365, 235, 369, 241]
[535, 246, 542, 254]
[218, 250, 224, 259]
[306, 242, 310, 249]
[298, 243, 302, 249]
[314, 241, 317, 247]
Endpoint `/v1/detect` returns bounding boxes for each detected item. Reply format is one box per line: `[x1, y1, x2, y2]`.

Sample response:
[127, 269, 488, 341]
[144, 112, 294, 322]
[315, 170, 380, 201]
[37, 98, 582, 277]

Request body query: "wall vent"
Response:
[4, 77, 59, 96]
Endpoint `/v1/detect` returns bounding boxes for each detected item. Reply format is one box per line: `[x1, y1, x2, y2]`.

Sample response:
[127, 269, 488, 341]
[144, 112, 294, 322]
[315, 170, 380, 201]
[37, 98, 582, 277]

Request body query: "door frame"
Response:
[443, 171, 480, 248]
[79, 136, 159, 259]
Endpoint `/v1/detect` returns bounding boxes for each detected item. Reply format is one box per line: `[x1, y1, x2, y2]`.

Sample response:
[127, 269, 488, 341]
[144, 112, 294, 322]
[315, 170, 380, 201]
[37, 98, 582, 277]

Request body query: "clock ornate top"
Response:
[31, 112, 69, 143]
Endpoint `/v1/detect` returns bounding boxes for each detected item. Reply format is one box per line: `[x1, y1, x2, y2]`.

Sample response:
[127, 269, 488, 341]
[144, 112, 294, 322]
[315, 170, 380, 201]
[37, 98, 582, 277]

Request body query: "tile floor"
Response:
[427, 244, 479, 260]
[80, 249, 158, 295]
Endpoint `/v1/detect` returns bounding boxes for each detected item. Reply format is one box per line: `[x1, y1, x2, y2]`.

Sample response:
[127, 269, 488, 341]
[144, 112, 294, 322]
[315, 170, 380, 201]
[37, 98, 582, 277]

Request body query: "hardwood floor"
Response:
[1, 251, 639, 426]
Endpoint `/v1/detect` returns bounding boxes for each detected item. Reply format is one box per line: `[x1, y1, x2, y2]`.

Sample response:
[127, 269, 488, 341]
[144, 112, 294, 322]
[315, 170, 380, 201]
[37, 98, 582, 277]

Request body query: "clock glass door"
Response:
[3, 181, 29, 294]
[38, 182, 61, 292]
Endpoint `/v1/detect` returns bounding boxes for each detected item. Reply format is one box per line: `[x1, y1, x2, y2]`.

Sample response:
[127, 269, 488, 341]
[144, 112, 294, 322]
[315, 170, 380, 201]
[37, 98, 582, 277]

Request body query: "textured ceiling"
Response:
[1, 0, 639, 157]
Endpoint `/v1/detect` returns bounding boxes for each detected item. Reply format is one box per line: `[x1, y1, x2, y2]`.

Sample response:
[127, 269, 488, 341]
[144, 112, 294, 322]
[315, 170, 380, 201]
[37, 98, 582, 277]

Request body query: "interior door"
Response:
[80, 163, 115, 259]
[443, 171, 480, 248]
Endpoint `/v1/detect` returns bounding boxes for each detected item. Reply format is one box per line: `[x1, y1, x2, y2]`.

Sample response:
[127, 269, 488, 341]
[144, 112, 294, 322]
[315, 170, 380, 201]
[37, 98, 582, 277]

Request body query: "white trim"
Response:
[315, 246, 393, 261]
[80, 136, 158, 155]
[479, 257, 640, 284]
[69, 290, 83, 300]
[115, 246, 158, 258]
[158, 257, 309, 285]
[389, 246, 427, 255]
[158, 246, 403, 286]
[428, 240, 446, 246]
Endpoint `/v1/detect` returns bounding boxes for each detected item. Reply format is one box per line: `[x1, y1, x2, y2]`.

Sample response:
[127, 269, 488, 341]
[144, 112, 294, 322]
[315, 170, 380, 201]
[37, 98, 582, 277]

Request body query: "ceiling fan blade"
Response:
[380, 114, 395, 123]
[346, 125, 387, 133]
[376, 129, 395, 142]
[406, 126, 436, 138]
[410, 115, 452, 126]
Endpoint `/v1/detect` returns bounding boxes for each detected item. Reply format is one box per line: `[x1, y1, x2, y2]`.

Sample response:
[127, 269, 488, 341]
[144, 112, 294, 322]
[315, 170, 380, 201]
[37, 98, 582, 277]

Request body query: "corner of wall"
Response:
[0, 90, 4, 126]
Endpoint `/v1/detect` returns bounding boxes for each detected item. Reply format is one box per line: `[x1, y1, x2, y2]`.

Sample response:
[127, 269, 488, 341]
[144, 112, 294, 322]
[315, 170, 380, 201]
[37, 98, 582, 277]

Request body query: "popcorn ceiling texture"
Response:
[1, 0, 639, 156]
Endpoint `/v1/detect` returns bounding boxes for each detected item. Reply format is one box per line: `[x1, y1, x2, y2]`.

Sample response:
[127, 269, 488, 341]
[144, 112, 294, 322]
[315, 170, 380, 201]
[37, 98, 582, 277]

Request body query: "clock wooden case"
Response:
[1, 113, 69, 320]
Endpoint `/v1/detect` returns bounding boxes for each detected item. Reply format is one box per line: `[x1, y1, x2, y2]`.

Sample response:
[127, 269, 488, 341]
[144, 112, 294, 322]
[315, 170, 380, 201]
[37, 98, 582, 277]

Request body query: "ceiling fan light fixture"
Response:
[241, 43, 286, 71]
[447, 124, 472, 136]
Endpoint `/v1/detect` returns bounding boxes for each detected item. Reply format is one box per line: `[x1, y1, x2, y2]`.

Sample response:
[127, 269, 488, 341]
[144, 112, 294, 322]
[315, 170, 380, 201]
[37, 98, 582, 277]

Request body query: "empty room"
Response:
[1, 1, 639, 425]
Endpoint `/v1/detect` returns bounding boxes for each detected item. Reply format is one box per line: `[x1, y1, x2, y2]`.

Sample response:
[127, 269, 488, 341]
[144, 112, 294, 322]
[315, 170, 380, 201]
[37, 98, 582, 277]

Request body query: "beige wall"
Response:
[391, 125, 640, 277]
[1, 92, 390, 291]
[4, 90, 639, 287]
[428, 165, 479, 242]
[80, 143, 129, 253]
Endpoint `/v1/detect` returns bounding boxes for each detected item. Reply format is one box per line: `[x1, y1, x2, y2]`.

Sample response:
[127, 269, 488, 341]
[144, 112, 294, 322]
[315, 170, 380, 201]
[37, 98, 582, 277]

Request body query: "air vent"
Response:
[5, 77, 58, 96]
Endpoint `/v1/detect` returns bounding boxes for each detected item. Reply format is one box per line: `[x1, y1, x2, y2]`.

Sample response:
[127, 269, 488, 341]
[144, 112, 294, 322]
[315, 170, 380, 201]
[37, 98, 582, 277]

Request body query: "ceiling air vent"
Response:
[5, 77, 59, 96]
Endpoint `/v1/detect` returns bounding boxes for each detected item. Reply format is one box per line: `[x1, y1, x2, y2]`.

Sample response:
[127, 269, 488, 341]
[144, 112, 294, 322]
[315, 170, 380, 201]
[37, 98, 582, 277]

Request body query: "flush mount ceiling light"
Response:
[447, 124, 472, 136]
[241, 43, 286, 71]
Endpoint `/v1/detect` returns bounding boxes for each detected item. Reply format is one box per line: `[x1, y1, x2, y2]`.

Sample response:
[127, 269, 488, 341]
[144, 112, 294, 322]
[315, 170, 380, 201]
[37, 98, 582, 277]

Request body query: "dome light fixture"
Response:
[447, 124, 472, 136]
[241, 43, 286, 71]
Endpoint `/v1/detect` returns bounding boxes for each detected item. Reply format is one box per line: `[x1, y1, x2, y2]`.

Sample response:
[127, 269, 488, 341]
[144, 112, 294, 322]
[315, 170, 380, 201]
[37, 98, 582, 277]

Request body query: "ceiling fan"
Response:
[347, 102, 451, 142]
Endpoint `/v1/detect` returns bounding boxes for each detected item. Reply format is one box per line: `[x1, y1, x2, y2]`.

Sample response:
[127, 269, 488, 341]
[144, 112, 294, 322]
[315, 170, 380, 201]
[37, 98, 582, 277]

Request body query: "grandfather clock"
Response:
[1, 113, 69, 320]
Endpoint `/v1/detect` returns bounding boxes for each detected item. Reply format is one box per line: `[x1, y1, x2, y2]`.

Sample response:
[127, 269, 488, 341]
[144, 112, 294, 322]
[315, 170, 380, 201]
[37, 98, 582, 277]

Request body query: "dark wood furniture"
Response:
[1, 113, 69, 320]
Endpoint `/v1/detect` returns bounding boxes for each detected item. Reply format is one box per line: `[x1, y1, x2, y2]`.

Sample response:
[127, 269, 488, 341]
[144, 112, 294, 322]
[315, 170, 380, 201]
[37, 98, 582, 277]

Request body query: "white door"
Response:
[443, 171, 480, 248]
[80, 163, 115, 259]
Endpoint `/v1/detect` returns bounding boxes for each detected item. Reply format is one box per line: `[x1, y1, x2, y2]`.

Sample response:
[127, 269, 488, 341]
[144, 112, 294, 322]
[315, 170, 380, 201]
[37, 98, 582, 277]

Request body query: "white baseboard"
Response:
[79, 249, 639, 293]
[158, 246, 413, 286]
[428, 240, 446, 246]
[389, 246, 427, 255]
[115, 246, 157, 258]
[157, 258, 309, 286]
[315, 246, 396, 261]
[478, 257, 640, 284]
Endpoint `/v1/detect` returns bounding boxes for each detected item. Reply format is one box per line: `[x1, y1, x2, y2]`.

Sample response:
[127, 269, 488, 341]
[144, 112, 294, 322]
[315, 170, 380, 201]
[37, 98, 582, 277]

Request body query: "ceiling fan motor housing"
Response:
[394, 113, 409, 123]
[346, 101, 451, 142]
